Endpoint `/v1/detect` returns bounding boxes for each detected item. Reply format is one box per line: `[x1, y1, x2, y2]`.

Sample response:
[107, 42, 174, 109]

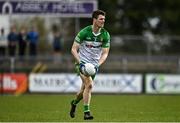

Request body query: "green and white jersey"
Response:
[75, 25, 110, 66]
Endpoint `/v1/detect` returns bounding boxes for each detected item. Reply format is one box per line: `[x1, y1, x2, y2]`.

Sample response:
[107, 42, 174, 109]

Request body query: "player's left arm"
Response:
[98, 47, 109, 66]
[98, 31, 110, 66]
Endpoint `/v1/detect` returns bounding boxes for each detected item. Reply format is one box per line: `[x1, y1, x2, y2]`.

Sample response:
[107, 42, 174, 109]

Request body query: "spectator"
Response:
[7, 26, 18, 57]
[52, 31, 63, 62]
[0, 28, 7, 57]
[18, 27, 27, 57]
[27, 26, 39, 56]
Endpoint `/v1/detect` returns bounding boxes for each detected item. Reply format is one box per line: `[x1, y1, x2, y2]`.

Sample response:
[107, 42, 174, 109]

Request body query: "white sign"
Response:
[29, 73, 143, 93]
[29, 73, 81, 93]
[93, 74, 142, 93]
[146, 74, 180, 94]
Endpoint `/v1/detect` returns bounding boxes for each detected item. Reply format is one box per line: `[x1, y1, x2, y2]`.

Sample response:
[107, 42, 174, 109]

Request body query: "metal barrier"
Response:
[0, 55, 180, 73]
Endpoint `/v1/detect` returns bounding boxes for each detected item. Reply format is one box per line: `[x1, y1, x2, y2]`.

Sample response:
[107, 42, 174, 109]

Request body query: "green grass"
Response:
[0, 94, 180, 122]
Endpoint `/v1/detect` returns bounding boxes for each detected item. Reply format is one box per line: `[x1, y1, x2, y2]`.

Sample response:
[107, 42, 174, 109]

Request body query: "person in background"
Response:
[52, 31, 63, 63]
[18, 27, 27, 58]
[7, 26, 18, 57]
[0, 28, 7, 57]
[27, 26, 39, 56]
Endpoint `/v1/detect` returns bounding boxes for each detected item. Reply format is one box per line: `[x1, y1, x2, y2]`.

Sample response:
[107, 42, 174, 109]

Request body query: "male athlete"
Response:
[70, 10, 110, 120]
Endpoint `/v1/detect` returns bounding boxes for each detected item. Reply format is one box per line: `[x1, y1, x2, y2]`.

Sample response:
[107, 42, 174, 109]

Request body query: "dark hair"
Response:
[92, 10, 106, 19]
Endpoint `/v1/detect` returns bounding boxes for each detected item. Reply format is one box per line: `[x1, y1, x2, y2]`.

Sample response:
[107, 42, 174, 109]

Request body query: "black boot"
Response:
[70, 100, 76, 118]
[84, 111, 94, 120]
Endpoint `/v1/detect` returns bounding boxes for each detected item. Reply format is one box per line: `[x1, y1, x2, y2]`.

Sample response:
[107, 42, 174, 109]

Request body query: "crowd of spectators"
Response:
[0, 25, 63, 59]
[0, 26, 39, 58]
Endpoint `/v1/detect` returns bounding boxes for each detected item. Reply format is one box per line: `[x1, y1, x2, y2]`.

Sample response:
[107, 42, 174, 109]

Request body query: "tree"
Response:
[97, 0, 180, 35]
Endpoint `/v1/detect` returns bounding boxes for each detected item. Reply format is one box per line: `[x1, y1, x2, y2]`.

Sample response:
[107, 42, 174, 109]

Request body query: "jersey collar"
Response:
[92, 25, 101, 36]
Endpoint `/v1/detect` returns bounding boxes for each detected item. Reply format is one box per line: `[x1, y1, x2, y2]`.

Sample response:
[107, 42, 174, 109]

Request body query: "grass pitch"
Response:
[0, 94, 180, 122]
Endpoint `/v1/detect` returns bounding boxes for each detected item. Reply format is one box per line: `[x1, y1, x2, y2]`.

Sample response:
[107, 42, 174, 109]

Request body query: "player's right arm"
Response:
[71, 27, 86, 63]
[98, 31, 110, 66]
[71, 41, 80, 64]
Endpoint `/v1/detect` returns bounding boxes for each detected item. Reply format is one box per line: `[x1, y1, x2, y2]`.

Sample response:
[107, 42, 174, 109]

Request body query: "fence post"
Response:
[122, 58, 128, 73]
[10, 57, 15, 73]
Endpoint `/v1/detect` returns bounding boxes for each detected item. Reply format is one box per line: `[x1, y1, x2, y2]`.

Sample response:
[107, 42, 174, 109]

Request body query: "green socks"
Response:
[84, 104, 90, 112]
[72, 95, 90, 112]
[72, 101, 90, 112]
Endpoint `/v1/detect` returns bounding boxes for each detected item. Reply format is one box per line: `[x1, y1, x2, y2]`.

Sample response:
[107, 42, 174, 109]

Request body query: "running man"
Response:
[70, 10, 110, 120]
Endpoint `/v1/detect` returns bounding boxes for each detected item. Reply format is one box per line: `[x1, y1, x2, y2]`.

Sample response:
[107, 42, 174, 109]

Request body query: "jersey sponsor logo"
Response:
[85, 42, 102, 48]
[85, 44, 101, 48]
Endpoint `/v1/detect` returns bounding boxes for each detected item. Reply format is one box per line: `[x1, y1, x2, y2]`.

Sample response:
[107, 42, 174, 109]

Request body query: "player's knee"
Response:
[89, 84, 93, 90]
[85, 83, 93, 90]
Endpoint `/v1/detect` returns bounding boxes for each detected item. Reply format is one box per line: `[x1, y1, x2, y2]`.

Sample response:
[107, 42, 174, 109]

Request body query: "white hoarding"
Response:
[146, 74, 180, 94]
[29, 73, 142, 93]
[29, 74, 81, 93]
[93, 74, 142, 93]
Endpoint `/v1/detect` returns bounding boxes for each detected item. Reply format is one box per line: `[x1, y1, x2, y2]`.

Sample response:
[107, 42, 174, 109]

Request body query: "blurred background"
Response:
[0, 0, 180, 95]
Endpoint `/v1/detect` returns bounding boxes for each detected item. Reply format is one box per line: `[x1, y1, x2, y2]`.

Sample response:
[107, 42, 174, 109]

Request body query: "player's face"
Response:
[95, 15, 105, 28]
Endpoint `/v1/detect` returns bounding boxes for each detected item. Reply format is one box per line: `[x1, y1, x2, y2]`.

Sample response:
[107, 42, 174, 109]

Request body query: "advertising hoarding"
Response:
[29, 73, 142, 93]
[0, 73, 28, 94]
[0, 0, 97, 17]
[146, 74, 180, 94]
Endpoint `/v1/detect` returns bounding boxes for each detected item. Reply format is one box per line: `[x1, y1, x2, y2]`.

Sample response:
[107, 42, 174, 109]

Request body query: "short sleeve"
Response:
[102, 31, 110, 48]
[75, 28, 86, 44]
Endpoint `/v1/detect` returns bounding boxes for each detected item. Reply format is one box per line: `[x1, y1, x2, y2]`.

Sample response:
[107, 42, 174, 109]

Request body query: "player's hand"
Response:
[95, 65, 99, 74]
[75, 62, 83, 75]
[79, 62, 85, 74]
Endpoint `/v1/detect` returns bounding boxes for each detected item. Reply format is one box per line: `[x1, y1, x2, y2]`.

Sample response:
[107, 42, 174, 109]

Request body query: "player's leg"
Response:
[80, 74, 94, 120]
[70, 82, 85, 118]
[74, 82, 85, 104]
